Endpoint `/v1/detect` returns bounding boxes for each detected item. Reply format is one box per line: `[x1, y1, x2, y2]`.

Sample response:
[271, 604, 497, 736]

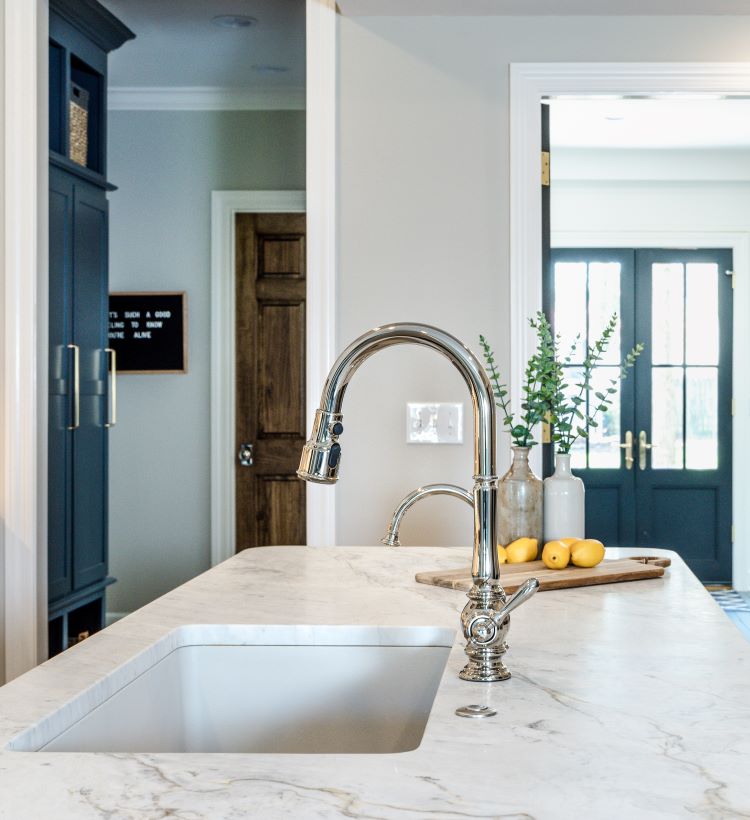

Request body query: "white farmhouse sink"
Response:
[9, 624, 453, 754]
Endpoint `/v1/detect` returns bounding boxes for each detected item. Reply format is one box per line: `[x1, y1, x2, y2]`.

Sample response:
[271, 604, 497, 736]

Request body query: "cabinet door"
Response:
[48, 168, 75, 601]
[72, 181, 109, 590]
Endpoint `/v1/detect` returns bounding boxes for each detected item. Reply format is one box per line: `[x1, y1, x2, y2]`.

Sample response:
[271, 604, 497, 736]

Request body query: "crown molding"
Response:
[108, 86, 305, 112]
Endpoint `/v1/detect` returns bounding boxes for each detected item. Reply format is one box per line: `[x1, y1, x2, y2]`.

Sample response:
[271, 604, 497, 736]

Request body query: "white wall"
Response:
[335, 14, 750, 549]
[107, 109, 305, 614]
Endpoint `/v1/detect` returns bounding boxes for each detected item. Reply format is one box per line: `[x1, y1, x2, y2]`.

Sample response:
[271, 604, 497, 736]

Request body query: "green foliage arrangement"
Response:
[479, 312, 643, 453]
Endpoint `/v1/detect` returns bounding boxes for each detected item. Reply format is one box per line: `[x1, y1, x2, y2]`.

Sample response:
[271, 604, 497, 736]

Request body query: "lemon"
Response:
[497, 544, 508, 564]
[560, 537, 582, 548]
[505, 537, 538, 563]
[542, 540, 571, 570]
[570, 538, 605, 568]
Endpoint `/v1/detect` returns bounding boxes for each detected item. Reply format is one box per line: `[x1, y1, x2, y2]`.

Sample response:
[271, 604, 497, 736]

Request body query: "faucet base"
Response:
[460, 580, 513, 683]
[459, 654, 510, 683]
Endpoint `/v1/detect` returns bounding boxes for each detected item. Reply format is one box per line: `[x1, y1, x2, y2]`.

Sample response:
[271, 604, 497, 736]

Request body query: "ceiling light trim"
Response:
[108, 86, 305, 111]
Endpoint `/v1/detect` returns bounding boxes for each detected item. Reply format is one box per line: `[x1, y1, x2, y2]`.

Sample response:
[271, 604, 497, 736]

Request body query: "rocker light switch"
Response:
[406, 402, 463, 444]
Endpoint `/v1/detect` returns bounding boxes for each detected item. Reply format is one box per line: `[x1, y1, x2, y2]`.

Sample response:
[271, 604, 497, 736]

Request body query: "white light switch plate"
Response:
[406, 402, 463, 444]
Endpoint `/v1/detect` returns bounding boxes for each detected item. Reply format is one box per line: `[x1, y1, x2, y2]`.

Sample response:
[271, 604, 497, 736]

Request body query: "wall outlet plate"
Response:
[406, 402, 463, 444]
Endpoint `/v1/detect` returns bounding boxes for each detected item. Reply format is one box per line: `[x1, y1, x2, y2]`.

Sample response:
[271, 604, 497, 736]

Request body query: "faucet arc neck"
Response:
[320, 323, 497, 478]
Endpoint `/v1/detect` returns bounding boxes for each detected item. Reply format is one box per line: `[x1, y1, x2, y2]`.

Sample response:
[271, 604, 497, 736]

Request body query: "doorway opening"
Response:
[510, 64, 750, 589]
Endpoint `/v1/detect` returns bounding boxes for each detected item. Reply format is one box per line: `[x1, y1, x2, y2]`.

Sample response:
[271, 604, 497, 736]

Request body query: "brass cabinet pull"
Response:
[639, 430, 654, 470]
[105, 348, 117, 428]
[66, 343, 80, 430]
[619, 430, 634, 469]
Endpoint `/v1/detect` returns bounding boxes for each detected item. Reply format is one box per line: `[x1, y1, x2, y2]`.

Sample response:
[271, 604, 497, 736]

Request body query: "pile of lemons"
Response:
[497, 537, 605, 570]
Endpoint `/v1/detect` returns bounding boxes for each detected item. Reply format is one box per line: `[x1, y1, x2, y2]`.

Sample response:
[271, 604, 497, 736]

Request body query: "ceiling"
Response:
[550, 98, 750, 149]
[337, 0, 750, 14]
[100, 0, 305, 88]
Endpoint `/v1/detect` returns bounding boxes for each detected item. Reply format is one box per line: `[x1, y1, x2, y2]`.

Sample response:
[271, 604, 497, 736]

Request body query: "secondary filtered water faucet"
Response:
[298, 322, 538, 682]
[381, 483, 474, 547]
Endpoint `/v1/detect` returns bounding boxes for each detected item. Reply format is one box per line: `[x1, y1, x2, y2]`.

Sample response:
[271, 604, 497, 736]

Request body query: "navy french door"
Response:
[546, 248, 733, 583]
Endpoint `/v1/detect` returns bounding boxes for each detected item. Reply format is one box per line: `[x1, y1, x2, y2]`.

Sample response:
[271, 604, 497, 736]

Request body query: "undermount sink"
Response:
[9, 624, 453, 755]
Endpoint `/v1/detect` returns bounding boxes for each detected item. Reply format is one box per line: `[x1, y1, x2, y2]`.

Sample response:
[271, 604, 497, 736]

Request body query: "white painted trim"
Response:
[210, 191, 306, 567]
[2, 0, 40, 681]
[553, 230, 750, 591]
[304, 0, 337, 547]
[108, 86, 305, 112]
[510, 62, 750, 590]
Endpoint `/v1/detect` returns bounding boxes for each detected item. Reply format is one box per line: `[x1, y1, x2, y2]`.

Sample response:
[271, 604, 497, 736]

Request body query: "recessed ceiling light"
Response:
[211, 14, 257, 29]
[252, 65, 290, 75]
[604, 115, 625, 122]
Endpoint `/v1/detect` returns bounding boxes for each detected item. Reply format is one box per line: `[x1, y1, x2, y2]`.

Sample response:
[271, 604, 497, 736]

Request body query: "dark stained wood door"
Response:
[235, 213, 306, 549]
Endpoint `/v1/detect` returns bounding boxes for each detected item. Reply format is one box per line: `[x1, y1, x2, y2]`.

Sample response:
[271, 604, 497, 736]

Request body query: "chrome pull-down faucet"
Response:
[297, 322, 538, 683]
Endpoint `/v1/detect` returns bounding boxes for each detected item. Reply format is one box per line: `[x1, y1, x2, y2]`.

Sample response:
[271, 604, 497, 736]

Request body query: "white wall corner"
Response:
[304, 0, 337, 547]
[2, 0, 41, 681]
[108, 86, 306, 112]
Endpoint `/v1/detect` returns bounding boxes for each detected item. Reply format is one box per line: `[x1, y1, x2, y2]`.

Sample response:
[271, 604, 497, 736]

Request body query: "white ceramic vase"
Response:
[543, 453, 585, 542]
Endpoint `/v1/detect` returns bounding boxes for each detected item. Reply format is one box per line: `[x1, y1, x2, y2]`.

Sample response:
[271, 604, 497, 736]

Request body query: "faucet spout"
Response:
[298, 322, 537, 682]
[382, 483, 473, 547]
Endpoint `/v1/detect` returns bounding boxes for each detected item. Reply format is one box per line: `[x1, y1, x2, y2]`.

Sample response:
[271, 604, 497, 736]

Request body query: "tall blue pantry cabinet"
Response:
[47, 0, 133, 657]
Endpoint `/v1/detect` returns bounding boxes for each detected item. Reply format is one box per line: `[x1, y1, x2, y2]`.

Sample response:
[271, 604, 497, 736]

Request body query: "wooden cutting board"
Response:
[415, 556, 670, 594]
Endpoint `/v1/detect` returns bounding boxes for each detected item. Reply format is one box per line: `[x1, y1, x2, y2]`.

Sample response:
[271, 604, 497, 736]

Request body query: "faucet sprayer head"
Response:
[297, 409, 344, 484]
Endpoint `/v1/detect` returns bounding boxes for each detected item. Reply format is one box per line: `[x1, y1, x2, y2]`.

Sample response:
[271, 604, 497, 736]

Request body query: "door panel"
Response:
[236, 213, 306, 550]
[548, 247, 732, 582]
[548, 248, 637, 546]
[633, 249, 732, 582]
[72, 182, 109, 589]
[48, 168, 75, 601]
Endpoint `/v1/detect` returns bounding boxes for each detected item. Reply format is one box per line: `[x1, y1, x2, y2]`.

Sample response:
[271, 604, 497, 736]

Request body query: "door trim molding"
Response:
[210, 191, 306, 567]
[552, 230, 749, 590]
[511, 62, 750, 591]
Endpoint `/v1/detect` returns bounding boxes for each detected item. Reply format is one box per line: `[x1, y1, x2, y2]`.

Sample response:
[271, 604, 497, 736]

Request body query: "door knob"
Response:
[619, 430, 634, 470]
[638, 430, 654, 470]
[238, 443, 254, 467]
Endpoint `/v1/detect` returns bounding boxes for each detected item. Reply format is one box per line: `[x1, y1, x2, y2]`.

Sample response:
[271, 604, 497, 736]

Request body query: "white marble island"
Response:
[1, 546, 749, 819]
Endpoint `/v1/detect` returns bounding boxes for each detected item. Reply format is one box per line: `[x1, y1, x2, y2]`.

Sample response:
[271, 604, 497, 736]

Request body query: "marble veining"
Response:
[0, 546, 749, 819]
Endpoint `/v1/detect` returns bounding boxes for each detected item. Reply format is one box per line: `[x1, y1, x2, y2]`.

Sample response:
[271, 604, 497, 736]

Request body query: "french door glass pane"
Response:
[588, 263, 621, 365]
[652, 263, 684, 365]
[652, 367, 684, 469]
[685, 264, 719, 366]
[588, 366, 621, 468]
[686, 367, 719, 469]
[554, 262, 586, 361]
[561, 365, 586, 469]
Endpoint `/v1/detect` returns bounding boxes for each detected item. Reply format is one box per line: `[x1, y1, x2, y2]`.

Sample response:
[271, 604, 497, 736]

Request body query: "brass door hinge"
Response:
[731, 524, 736, 543]
[541, 411, 552, 444]
[541, 151, 550, 187]
[726, 269, 736, 290]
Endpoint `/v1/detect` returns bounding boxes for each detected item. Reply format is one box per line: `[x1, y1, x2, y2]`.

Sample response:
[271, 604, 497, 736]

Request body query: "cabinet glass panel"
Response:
[652, 263, 684, 365]
[685, 263, 719, 366]
[652, 367, 684, 469]
[686, 367, 719, 470]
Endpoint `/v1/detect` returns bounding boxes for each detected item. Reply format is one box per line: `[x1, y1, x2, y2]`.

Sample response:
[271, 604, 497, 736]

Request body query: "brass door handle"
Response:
[105, 348, 117, 428]
[66, 343, 80, 430]
[639, 430, 655, 470]
[619, 430, 634, 469]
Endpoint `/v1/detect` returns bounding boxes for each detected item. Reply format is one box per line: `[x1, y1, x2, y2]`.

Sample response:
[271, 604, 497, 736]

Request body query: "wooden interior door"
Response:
[235, 213, 306, 550]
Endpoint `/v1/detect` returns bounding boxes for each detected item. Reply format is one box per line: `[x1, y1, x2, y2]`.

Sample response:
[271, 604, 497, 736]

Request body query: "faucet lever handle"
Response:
[494, 578, 539, 623]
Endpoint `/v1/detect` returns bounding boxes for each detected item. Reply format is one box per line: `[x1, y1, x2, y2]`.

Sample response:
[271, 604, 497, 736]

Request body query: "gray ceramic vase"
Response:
[497, 446, 543, 551]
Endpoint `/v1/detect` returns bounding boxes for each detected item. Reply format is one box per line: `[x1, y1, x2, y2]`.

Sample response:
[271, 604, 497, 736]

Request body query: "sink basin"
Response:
[9, 624, 453, 754]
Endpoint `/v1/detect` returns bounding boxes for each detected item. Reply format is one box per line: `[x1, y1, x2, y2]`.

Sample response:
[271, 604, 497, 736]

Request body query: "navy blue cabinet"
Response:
[48, 1, 133, 657]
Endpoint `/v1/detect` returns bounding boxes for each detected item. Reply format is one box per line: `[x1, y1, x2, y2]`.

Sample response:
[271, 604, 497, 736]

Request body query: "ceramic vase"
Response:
[543, 452, 585, 542]
[497, 446, 543, 550]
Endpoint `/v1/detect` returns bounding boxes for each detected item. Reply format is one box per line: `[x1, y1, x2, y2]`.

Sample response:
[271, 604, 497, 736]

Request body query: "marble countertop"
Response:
[1, 545, 749, 819]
